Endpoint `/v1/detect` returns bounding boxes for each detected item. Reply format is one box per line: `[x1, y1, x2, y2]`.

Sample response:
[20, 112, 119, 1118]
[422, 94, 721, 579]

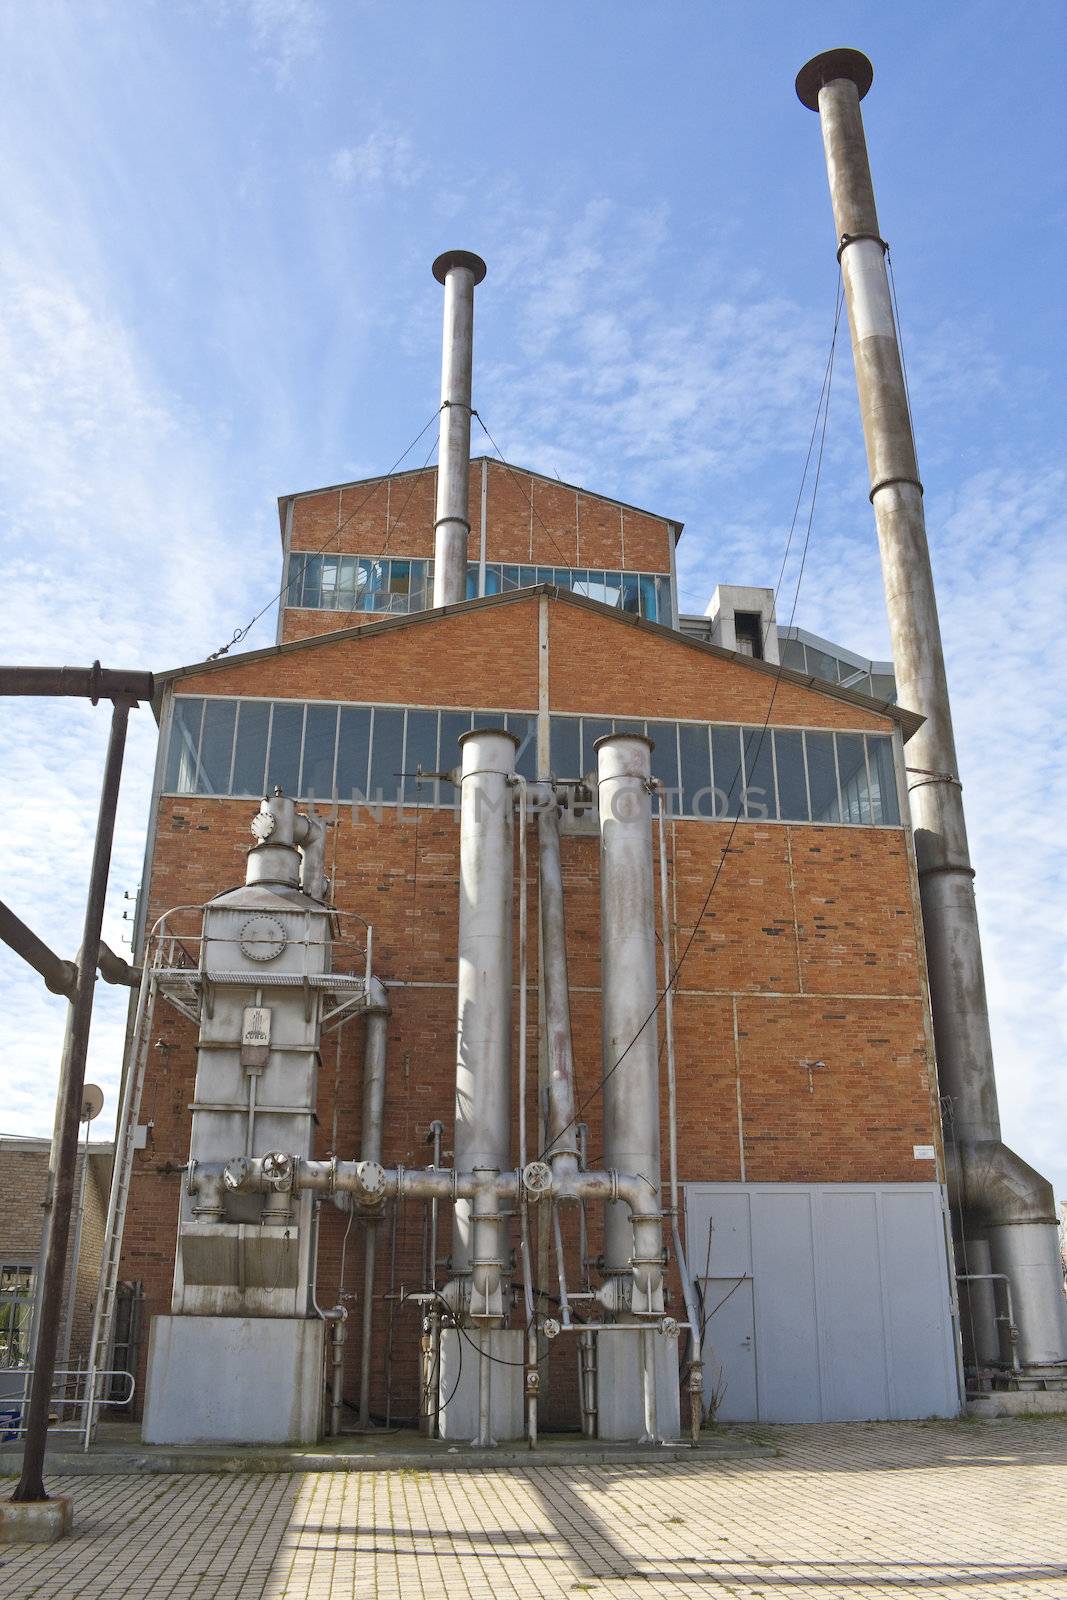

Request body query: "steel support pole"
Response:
[431, 251, 486, 609]
[796, 48, 1067, 1371]
[13, 698, 130, 1503]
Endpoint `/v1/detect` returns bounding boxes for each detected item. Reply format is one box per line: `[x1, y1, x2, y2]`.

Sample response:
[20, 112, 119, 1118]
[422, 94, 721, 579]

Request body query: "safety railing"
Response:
[0, 1367, 135, 1441]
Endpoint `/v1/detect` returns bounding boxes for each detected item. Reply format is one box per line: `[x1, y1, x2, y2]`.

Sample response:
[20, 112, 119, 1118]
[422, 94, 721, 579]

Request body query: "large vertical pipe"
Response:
[451, 729, 517, 1316]
[14, 698, 130, 1505]
[536, 788, 579, 1177]
[357, 979, 389, 1428]
[595, 735, 662, 1283]
[431, 250, 487, 609]
[797, 49, 1067, 1371]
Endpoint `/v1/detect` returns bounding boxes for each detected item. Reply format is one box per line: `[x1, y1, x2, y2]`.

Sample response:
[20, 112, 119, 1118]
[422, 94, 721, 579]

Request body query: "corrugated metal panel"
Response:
[686, 1182, 962, 1422]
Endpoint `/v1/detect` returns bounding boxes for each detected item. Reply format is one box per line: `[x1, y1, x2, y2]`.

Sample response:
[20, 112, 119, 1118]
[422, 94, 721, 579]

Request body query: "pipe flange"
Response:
[357, 1160, 386, 1200]
[223, 1156, 251, 1193]
[660, 1317, 680, 1340]
[542, 1318, 561, 1340]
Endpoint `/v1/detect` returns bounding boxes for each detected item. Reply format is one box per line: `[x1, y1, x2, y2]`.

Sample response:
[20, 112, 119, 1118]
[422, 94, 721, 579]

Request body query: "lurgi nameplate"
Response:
[241, 1006, 272, 1070]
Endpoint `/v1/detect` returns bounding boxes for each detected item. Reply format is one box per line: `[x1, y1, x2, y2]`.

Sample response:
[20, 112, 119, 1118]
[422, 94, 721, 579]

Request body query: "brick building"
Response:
[116, 453, 961, 1436]
[0, 1137, 112, 1380]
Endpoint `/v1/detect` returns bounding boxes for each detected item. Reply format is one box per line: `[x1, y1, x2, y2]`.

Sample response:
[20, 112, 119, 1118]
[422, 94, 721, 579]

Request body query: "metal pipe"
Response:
[357, 979, 390, 1427]
[14, 697, 131, 1505]
[796, 47, 1067, 1373]
[0, 664, 153, 701]
[450, 729, 517, 1319]
[579, 1330, 597, 1436]
[0, 899, 77, 997]
[516, 778, 529, 1171]
[640, 1327, 658, 1445]
[330, 1316, 347, 1435]
[476, 1327, 493, 1448]
[595, 735, 663, 1301]
[957, 1272, 1022, 1374]
[431, 250, 487, 609]
[552, 1206, 572, 1327]
[656, 793, 703, 1434]
[536, 787, 579, 1175]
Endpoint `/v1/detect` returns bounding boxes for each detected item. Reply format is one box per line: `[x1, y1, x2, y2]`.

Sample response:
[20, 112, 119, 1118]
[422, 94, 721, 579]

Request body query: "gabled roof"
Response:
[276, 457, 684, 544]
[155, 584, 922, 740]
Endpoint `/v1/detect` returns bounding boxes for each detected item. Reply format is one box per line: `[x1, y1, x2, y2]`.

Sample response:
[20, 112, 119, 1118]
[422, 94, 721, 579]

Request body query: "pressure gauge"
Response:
[239, 914, 287, 963]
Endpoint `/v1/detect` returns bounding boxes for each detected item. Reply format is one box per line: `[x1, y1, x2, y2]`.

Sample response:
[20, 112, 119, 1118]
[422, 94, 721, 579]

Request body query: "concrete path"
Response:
[3, 1418, 1067, 1598]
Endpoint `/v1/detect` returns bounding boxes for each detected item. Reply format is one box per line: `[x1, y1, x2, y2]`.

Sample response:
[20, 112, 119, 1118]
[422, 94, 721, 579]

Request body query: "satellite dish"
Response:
[81, 1084, 104, 1123]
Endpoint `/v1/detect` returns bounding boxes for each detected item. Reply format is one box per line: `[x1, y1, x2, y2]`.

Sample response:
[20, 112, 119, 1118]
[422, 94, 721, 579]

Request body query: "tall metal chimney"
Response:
[797, 49, 1067, 1374]
[431, 250, 487, 609]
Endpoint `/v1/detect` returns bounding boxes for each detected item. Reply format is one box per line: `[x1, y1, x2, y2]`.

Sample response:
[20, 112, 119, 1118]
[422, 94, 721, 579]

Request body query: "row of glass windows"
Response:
[286, 552, 673, 624]
[164, 697, 901, 827]
[778, 633, 896, 702]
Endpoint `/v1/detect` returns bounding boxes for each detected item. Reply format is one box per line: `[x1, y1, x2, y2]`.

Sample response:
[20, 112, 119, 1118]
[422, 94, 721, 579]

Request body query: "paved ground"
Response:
[3, 1418, 1067, 1599]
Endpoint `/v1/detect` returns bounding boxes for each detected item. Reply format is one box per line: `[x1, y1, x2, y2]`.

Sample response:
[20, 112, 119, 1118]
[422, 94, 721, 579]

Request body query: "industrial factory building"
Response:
[83, 50, 1064, 1449]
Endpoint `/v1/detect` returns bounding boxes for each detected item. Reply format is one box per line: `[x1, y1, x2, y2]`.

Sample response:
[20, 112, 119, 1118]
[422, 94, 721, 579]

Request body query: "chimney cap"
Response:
[795, 48, 873, 111]
[432, 250, 487, 286]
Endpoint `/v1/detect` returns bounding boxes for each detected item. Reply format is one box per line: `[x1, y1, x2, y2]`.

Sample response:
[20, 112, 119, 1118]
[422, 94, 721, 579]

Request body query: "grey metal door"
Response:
[701, 1276, 756, 1422]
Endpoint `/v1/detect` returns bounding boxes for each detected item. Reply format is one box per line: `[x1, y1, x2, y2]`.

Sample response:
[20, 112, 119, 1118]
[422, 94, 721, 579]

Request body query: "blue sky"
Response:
[1, 1, 1065, 1202]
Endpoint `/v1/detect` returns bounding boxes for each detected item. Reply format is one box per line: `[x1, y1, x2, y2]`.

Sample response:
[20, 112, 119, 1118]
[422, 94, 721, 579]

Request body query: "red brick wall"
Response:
[125, 593, 938, 1427]
[280, 462, 676, 643]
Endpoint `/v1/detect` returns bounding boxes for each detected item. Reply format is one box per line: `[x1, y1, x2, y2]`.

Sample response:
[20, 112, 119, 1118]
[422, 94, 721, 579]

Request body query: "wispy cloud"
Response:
[233, 0, 323, 83]
[330, 128, 423, 192]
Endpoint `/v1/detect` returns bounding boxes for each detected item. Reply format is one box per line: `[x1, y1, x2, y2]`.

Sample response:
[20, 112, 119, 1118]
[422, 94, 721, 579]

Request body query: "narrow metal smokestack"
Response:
[797, 49, 1067, 1373]
[431, 250, 487, 609]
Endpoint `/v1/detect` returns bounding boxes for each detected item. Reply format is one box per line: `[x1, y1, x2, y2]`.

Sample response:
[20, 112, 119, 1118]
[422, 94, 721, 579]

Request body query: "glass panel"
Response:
[337, 706, 371, 801]
[580, 718, 613, 776]
[320, 555, 339, 609]
[390, 559, 411, 599]
[507, 714, 538, 781]
[231, 700, 270, 796]
[568, 569, 589, 598]
[602, 571, 623, 609]
[678, 723, 712, 817]
[337, 555, 358, 610]
[584, 571, 609, 605]
[837, 732, 871, 824]
[550, 715, 581, 778]
[285, 553, 304, 607]
[712, 726, 743, 818]
[465, 564, 478, 600]
[501, 565, 520, 592]
[266, 702, 303, 796]
[655, 574, 672, 623]
[403, 709, 439, 804]
[197, 699, 236, 795]
[164, 697, 204, 793]
[779, 636, 806, 672]
[301, 553, 322, 609]
[614, 719, 643, 734]
[867, 735, 900, 826]
[638, 574, 658, 619]
[471, 710, 505, 729]
[553, 567, 573, 589]
[535, 566, 555, 585]
[806, 646, 840, 683]
[806, 731, 840, 823]
[368, 708, 404, 803]
[301, 704, 338, 801]
[621, 572, 640, 614]
[439, 710, 473, 771]
[518, 566, 537, 588]
[647, 722, 679, 811]
[774, 730, 808, 822]
[871, 672, 897, 703]
[484, 565, 501, 596]
[742, 726, 777, 820]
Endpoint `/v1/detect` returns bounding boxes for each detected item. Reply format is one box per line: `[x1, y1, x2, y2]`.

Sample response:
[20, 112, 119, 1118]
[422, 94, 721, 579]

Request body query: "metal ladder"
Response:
[81, 963, 158, 1449]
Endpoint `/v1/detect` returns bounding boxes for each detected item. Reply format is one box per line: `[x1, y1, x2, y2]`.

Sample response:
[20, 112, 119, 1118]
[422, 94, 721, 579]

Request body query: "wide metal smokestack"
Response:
[431, 250, 486, 609]
[797, 48, 1067, 1373]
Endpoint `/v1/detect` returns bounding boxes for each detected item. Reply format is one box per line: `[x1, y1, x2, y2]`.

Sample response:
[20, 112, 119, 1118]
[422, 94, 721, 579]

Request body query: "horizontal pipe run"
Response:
[0, 664, 154, 702]
[0, 898, 78, 997]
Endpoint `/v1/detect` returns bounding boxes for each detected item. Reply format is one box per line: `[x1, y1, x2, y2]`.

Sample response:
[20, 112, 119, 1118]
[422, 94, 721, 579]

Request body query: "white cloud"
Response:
[234, 0, 323, 82]
[330, 129, 422, 192]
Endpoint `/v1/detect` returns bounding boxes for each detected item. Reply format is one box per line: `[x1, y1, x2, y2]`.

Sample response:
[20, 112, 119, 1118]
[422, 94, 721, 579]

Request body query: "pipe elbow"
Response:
[365, 975, 390, 1014]
[957, 1139, 1058, 1228]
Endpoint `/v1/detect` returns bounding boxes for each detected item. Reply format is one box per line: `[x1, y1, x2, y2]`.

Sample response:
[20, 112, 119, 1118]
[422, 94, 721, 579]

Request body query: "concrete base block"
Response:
[967, 1391, 1067, 1419]
[596, 1331, 681, 1441]
[438, 1329, 525, 1441]
[0, 1495, 73, 1542]
[143, 1315, 324, 1444]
